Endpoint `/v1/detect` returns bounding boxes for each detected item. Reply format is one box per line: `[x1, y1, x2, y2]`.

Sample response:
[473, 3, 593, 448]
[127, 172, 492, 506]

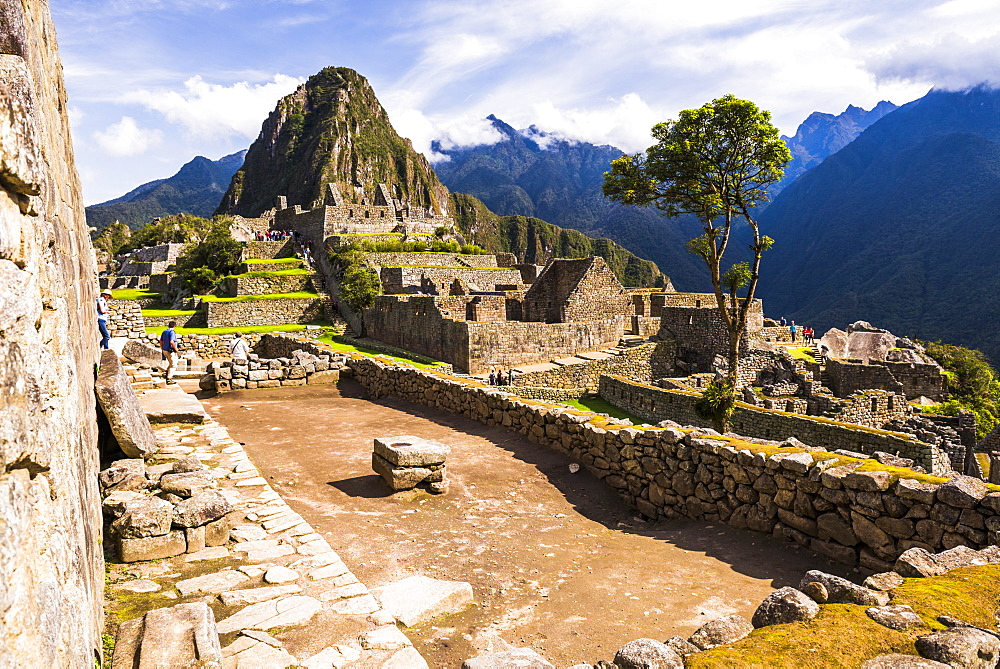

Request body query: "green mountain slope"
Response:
[85, 151, 245, 231]
[217, 66, 665, 287]
[758, 86, 1000, 361]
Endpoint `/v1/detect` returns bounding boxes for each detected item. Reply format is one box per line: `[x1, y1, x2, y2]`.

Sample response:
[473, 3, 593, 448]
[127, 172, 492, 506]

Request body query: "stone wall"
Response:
[108, 300, 146, 338]
[0, 3, 104, 664]
[139, 331, 274, 359]
[367, 294, 629, 373]
[347, 357, 1000, 570]
[658, 302, 763, 372]
[512, 341, 676, 394]
[828, 391, 911, 429]
[217, 273, 310, 297]
[209, 347, 346, 392]
[522, 257, 630, 324]
[243, 239, 295, 260]
[881, 360, 946, 401]
[379, 266, 523, 295]
[632, 315, 661, 338]
[826, 358, 904, 398]
[363, 252, 514, 268]
[204, 298, 323, 328]
[598, 375, 951, 473]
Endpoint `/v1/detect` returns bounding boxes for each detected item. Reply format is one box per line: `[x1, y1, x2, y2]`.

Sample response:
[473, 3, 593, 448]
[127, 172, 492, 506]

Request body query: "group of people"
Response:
[301, 239, 314, 266]
[488, 369, 515, 386]
[255, 229, 293, 241]
[780, 317, 815, 344]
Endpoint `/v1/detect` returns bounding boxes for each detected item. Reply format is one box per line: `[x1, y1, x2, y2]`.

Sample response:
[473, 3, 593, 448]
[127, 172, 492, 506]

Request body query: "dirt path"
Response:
[205, 380, 848, 667]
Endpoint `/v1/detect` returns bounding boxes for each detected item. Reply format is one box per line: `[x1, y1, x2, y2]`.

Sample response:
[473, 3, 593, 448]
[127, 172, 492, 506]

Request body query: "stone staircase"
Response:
[292, 240, 347, 333]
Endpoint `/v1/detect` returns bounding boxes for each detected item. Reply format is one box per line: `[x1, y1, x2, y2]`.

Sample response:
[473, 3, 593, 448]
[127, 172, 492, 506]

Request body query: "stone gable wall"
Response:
[346, 356, 1000, 571]
[0, 4, 104, 663]
[205, 298, 323, 328]
[598, 375, 950, 473]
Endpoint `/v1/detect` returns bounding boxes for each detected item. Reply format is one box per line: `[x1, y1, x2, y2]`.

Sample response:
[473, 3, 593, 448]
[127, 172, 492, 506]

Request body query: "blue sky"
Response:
[51, 0, 1000, 205]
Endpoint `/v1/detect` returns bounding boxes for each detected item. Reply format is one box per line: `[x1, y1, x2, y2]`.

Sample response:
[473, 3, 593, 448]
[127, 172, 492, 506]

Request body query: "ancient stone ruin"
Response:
[371, 436, 450, 494]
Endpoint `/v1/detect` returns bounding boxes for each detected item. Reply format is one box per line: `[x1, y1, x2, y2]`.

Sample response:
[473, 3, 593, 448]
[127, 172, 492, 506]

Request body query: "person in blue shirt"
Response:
[159, 321, 179, 384]
[97, 289, 113, 349]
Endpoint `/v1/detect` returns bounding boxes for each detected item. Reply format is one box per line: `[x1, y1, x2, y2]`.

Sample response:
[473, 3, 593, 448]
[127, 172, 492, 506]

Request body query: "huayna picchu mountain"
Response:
[216, 67, 666, 287]
[86, 150, 245, 232]
[758, 85, 1000, 362]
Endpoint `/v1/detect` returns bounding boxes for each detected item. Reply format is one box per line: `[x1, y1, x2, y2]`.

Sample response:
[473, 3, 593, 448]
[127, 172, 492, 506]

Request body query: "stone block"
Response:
[136, 603, 222, 668]
[216, 595, 322, 634]
[372, 453, 433, 491]
[370, 575, 474, 627]
[172, 491, 232, 528]
[138, 388, 207, 424]
[463, 647, 556, 668]
[160, 472, 215, 498]
[185, 526, 206, 553]
[214, 379, 231, 393]
[95, 349, 157, 458]
[121, 340, 164, 369]
[118, 530, 187, 562]
[688, 614, 753, 650]
[374, 436, 450, 467]
[205, 514, 235, 547]
[307, 369, 340, 385]
[111, 496, 174, 539]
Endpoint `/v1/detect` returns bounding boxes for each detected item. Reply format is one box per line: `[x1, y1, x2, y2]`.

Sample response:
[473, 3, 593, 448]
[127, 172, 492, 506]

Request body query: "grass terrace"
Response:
[315, 333, 447, 370]
[199, 291, 320, 303]
[244, 257, 300, 264]
[111, 289, 162, 301]
[786, 347, 817, 363]
[145, 322, 335, 336]
[562, 397, 650, 425]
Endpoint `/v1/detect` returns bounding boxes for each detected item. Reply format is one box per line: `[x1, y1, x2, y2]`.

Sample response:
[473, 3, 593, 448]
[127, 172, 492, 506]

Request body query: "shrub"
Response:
[695, 378, 736, 432]
[339, 264, 382, 310]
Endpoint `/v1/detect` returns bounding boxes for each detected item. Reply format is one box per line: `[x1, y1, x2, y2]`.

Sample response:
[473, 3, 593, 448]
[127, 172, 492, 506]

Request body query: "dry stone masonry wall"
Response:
[205, 297, 323, 328]
[346, 355, 998, 571]
[0, 3, 104, 664]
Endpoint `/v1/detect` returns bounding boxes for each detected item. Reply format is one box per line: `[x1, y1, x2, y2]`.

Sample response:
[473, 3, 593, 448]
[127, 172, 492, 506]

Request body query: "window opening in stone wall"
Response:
[696, 300, 702, 307]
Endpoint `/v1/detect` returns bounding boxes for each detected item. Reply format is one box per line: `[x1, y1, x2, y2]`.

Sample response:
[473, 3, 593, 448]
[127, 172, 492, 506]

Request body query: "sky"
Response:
[50, 0, 1000, 205]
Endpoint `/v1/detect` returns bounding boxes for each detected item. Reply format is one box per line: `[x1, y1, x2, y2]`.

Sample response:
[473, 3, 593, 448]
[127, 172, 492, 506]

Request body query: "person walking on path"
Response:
[789, 321, 798, 343]
[159, 321, 179, 384]
[97, 288, 113, 349]
[228, 331, 251, 360]
[779, 316, 786, 327]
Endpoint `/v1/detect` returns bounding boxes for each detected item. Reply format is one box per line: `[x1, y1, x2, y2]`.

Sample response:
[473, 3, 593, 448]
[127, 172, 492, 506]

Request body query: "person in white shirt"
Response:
[97, 288, 112, 349]
[228, 332, 251, 359]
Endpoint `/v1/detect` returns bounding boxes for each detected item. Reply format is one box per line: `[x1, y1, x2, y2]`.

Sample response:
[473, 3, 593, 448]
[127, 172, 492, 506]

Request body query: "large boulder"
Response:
[172, 491, 232, 528]
[94, 349, 157, 458]
[866, 605, 926, 631]
[111, 496, 174, 538]
[862, 655, 949, 668]
[613, 638, 683, 668]
[688, 614, 753, 650]
[751, 587, 820, 627]
[99, 459, 148, 491]
[936, 477, 989, 509]
[915, 628, 1000, 668]
[159, 472, 216, 498]
[799, 570, 889, 606]
[121, 339, 164, 369]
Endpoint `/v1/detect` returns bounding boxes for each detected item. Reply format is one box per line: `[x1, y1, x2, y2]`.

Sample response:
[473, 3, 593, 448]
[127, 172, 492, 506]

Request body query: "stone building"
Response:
[522, 257, 631, 323]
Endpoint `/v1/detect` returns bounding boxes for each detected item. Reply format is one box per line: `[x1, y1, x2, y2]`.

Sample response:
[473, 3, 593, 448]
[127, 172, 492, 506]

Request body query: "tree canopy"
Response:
[603, 94, 790, 428]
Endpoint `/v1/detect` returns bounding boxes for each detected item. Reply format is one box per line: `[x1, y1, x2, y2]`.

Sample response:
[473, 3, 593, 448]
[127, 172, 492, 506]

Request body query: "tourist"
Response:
[159, 320, 179, 385]
[779, 316, 787, 327]
[488, 370, 496, 386]
[508, 369, 515, 385]
[229, 331, 250, 360]
[789, 321, 797, 342]
[805, 326, 814, 345]
[97, 288, 112, 350]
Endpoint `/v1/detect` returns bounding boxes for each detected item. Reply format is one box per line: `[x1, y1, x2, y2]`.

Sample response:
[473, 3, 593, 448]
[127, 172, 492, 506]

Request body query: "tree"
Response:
[603, 94, 790, 427]
[91, 220, 131, 259]
[173, 219, 243, 293]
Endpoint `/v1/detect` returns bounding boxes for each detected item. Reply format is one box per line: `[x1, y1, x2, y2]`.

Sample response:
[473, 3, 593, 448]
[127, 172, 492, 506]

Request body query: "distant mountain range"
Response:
[85, 150, 246, 231]
[759, 86, 1000, 361]
[774, 101, 898, 195]
[215, 67, 665, 287]
[432, 116, 710, 290]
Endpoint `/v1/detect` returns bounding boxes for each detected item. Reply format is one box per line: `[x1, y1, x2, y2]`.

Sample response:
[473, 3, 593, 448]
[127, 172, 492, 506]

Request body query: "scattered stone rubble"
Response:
[371, 436, 450, 494]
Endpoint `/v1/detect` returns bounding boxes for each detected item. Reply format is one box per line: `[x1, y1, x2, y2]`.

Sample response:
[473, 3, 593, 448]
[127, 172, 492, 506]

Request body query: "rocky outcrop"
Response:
[217, 67, 452, 219]
[0, 1, 103, 665]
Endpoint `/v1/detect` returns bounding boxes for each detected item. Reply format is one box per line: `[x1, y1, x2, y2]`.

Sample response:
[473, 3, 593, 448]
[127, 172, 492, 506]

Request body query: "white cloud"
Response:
[523, 94, 659, 153]
[868, 33, 1000, 89]
[387, 106, 506, 161]
[121, 74, 303, 140]
[93, 116, 163, 156]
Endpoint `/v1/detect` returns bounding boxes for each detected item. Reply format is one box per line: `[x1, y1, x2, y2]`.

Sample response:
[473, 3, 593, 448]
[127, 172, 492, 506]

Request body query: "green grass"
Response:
[562, 397, 650, 424]
[111, 289, 162, 301]
[787, 347, 817, 363]
[690, 565, 1000, 668]
[141, 308, 199, 317]
[199, 291, 320, 303]
[226, 268, 310, 278]
[244, 257, 299, 264]
[314, 334, 446, 369]
[145, 322, 334, 336]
